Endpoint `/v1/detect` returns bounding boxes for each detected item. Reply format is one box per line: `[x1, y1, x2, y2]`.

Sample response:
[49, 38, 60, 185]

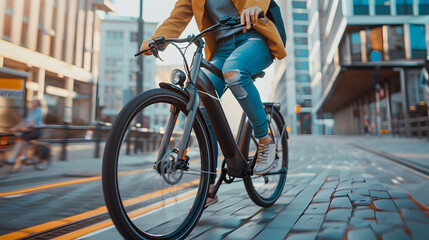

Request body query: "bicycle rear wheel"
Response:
[102, 88, 212, 240]
[243, 105, 288, 207]
[0, 159, 12, 179]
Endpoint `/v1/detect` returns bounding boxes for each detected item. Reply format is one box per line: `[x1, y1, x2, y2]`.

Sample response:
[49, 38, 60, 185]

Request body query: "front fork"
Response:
[155, 84, 201, 170]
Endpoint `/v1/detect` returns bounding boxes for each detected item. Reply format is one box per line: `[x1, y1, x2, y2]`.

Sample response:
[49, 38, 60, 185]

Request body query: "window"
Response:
[303, 87, 312, 95]
[396, 0, 413, 15]
[295, 61, 309, 70]
[296, 74, 309, 82]
[293, 13, 308, 21]
[350, 32, 362, 62]
[353, 0, 369, 15]
[368, 27, 384, 59]
[292, 1, 306, 9]
[107, 31, 123, 40]
[293, 25, 308, 33]
[294, 37, 308, 45]
[295, 49, 309, 58]
[130, 32, 138, 42]
[420, 0, 429, 14]
[409, 24, 427, 58]
[375, 0, 391, 15]
[388, 26, 405, 59]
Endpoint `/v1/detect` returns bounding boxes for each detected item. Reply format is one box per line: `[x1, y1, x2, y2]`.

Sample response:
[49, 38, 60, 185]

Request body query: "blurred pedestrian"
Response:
[7, 99, 45, 165]
[363, 115, 370, 135]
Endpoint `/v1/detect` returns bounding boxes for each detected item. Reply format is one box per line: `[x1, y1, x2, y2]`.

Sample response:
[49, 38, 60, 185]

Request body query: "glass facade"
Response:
[420, 0, 429, 14]
[294, 37, 308, 45]
[396, 0, 413, 15]
[409, 24, 427, 58]
[292, 1, 306, 9]
[350, 32, 362, 62]
[388, 26, 405, 59]
[375, 0, 391, 15]
[293, 25, 308, 33]
[293, 12, 308, 21]
[354, 0, 369, 15]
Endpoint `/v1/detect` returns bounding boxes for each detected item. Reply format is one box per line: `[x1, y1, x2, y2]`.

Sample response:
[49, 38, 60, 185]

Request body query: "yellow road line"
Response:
[52, 190, 198, 240]
[0, 160, 201, 197]
[0, 169, 146, 197]
[0, 179, 200, 240]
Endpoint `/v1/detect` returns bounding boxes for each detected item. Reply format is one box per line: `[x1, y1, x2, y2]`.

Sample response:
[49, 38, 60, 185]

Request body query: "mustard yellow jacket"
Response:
[150, 0, 287, 61]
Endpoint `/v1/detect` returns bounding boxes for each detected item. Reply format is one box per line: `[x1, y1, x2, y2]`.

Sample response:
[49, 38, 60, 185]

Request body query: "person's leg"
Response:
[222, 32, 274, 140]
[7, 139, 23, 163]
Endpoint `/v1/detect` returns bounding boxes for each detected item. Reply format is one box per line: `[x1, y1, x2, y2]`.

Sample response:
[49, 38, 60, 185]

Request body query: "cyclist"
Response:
[140, 0, 286, 205]
[7, 99, 44, 166]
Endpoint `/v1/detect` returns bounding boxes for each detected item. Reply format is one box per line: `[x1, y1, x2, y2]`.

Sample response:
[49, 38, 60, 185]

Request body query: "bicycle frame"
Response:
[157, 42, 250, 178]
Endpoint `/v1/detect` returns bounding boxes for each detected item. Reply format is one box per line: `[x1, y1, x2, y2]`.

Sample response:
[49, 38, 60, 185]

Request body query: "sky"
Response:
[110, 0, 275, 103]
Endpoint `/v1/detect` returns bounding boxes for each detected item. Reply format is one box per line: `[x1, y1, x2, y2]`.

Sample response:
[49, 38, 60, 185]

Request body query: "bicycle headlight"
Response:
[170, 69, 186, 87]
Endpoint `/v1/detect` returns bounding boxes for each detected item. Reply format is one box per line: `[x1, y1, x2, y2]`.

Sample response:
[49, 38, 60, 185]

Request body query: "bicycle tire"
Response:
[243, 105, 288, 207]
[102, 88, 212, 240]
[0, 159, 12, 179]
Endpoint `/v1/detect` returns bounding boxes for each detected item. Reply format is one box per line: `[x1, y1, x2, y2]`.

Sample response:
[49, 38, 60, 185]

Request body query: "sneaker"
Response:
[204, 184, 218, 209]
[253, 141, 276, 175]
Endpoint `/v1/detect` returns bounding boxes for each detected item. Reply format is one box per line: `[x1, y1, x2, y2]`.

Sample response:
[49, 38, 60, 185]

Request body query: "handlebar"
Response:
[135, 12, 265, 57]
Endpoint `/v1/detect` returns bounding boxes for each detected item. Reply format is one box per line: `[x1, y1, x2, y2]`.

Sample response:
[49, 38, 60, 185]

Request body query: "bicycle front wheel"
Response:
[243, 105, 288, 207]
[102, 88, 212, 240]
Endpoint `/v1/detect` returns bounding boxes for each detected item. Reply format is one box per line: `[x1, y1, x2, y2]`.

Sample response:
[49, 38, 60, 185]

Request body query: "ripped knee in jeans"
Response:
[223, 71, 248, 99]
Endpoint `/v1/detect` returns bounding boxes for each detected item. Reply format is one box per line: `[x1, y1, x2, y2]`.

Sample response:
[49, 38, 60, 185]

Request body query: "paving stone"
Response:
[194, 227, 234, 240]
[232, 205, 262, 216]
[322, 181, 338, 188]
[348, 193, 363, 201]
[321, 221, 348, 229]
[318, 226, 347, 240]
[369, 222, 395, 235]
[353, 177, 365, 182]
[405, 220, 429, 240]
[252, 209, 278, 223]
[393, 199, 419, 209]
[401, 209, 429, 222]
[330, 197, 352, 208]
[327, 176, 339, 181]
[382, 228, 411, 240]
[333, 190, 350, 197]
[224, 221, 267, 240]
[368, 183, 386, 191]
[337, 182, 352, 190]
[305, 203, 329, 215]
[268, 211, 301, 228]
[355, 206, 371, 210]
[352, 188, 370, 196]
[354, 196, 373, 206]
[253, 227, 288, 240]
[353, 209, 375, 219]
[370, 190, 390, 199]
[217, 217, 247, 228]
[276, 196, 294, 205]
[373, 199, 399, 212]
[325, 209, 352, 221]
[286, 232, 318, 240]
[347, 228, 376, 240]
[313, 189, 334, 202]
[292, 215, 324, 231]
[349, 216, 371, 228]
[351, 182, 368, 188]
[375, 212, 404, 225]
[388, 191, 408, 199]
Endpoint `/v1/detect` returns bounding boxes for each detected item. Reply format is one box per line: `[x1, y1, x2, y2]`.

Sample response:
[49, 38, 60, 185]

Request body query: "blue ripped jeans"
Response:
[201, 30, 274, 169]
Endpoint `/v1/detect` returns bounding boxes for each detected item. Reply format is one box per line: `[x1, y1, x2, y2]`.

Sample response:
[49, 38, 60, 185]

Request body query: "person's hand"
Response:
[139, 39, 155, 56]
[241, 6, 263, 32]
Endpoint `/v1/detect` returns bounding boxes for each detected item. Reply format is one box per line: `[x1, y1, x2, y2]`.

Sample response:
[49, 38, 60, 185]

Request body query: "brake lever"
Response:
[152, 48, 164, 62]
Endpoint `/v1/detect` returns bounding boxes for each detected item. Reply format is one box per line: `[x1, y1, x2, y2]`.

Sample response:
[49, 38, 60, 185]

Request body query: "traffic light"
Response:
[295, 104, 301, 114]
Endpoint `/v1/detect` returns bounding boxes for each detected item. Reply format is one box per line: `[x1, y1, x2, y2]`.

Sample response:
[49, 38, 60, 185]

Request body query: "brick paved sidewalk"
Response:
[83, 135, 429, 240]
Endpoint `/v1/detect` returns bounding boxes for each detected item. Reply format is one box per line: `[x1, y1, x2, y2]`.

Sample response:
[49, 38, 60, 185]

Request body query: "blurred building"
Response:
[308, 0, 429, 136]
[272, 0, 313, 135]
[0, 0, 114, 125]
[273, 0, 429, 136]
[98, 16, 158, 124]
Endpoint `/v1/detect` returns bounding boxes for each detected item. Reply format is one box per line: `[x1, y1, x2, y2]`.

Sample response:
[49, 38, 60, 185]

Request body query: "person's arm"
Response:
[140, 0, 193, 55]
